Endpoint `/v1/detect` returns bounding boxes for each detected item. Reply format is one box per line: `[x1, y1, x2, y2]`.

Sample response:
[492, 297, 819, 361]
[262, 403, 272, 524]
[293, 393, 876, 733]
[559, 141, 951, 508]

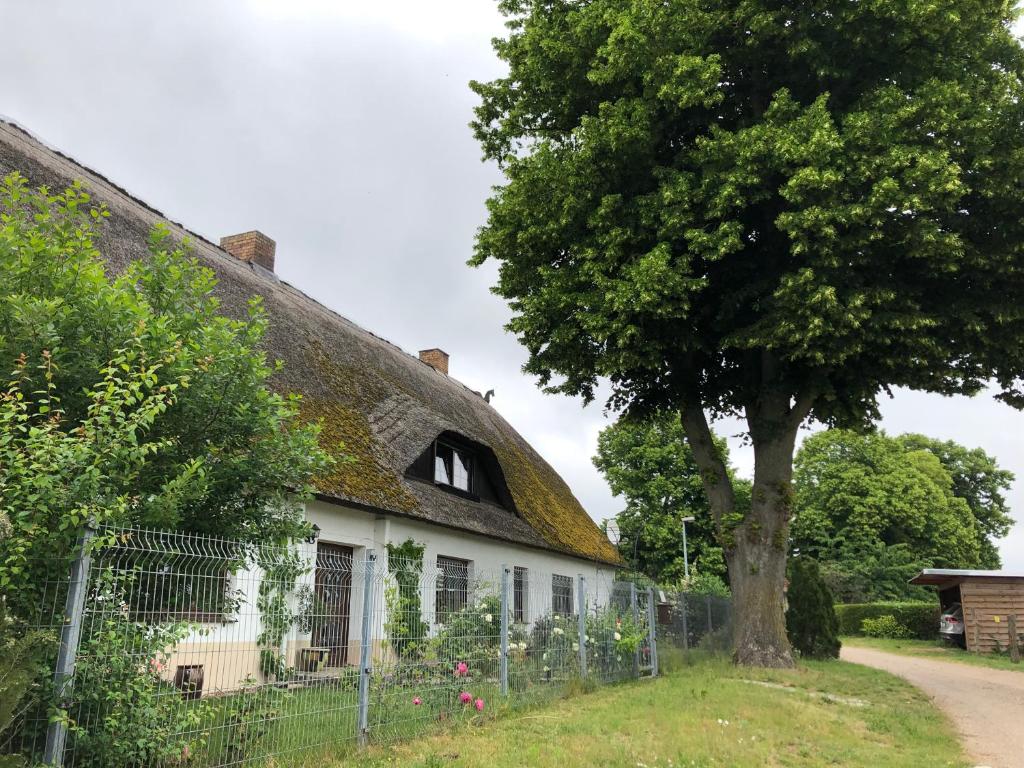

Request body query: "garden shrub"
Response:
[429, 595, 502, 676]
[0, 599, 56, 768]
[785, 557, 841, 659]
[63, 574, 210, 767]
[834, 602, 940, 639]
[860, 615, 912, 639]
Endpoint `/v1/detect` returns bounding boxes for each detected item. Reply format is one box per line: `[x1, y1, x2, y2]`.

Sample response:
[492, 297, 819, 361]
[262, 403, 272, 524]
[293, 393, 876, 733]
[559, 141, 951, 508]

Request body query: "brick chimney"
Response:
[418, 348, 449, 375]
[220, 231, 276, 272]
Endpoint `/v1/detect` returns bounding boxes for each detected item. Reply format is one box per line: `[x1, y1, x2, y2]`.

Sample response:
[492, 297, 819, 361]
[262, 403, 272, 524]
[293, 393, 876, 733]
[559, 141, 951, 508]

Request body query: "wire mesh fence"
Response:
[2, 526, 729, 767]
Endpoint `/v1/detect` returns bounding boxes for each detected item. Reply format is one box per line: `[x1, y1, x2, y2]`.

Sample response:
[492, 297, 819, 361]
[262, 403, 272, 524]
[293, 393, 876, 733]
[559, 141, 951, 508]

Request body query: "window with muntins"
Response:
[436, 555, 470, 622]
[513, 566, 528, 623]
[552, 574, 573, 617]
[434, 442, 473, 492]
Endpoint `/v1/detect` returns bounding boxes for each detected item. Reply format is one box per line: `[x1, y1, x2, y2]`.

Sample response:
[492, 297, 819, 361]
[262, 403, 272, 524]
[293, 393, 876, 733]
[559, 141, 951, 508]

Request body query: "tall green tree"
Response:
[471, 0, 1024, 665]
[593, 412, 746, 583]
[897, 434, 1015, 569]
[792, 429, 1013, 601]
[0, 174, 332, 602]
[792, 430, 988, 601]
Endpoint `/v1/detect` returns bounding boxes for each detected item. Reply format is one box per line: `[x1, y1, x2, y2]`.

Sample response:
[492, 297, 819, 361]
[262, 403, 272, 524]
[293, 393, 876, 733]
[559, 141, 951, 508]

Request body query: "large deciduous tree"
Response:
[791, 429, 1011, 602]
[593, 412, 747, 583]
[470, 0, 1024, 665]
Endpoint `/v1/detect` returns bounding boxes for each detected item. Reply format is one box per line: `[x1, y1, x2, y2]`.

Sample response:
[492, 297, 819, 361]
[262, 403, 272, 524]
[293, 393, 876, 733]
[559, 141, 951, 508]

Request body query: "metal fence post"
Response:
[357, 549, 376, 747]
[680, 592, 689, 652]
[44, 523, 96, 767]
[500, 564, 510, 696]
[706, 594, 714, 635]
[630, 582, 640, 679]
[646, 587, 658, 677]
[577, 575, 587, 679]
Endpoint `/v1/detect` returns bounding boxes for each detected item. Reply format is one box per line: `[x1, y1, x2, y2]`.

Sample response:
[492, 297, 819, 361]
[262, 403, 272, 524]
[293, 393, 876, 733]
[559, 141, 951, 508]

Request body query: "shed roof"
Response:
[0, 118, 622, 566]
[910, 569, 1024, 587]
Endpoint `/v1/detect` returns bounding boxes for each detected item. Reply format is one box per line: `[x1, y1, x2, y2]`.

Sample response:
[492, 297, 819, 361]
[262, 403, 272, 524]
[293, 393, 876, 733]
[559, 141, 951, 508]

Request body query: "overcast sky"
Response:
[2, 1, 1022, 570]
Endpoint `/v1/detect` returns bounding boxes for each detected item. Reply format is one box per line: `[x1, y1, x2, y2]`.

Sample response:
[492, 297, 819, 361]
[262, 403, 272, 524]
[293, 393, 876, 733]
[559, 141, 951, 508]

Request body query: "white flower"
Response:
[553, 627, 564, 636]
[572, 643, 579, 652]
[542, 652, 548, 660]
[484, 614, 492, 623]
[543, 665, 550, 672]
[613, 632, 622, 641]
[616, 655, 622, 662]
[520, 642, 528, 650]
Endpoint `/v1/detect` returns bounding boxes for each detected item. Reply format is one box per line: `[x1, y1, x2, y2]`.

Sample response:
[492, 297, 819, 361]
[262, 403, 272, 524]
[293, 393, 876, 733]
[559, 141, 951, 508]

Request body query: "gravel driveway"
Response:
[841, 645, 1024, 768]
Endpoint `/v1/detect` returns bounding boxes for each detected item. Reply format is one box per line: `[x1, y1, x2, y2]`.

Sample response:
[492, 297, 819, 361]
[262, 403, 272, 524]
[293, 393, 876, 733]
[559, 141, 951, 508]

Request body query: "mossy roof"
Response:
[0, 119, 622, 566]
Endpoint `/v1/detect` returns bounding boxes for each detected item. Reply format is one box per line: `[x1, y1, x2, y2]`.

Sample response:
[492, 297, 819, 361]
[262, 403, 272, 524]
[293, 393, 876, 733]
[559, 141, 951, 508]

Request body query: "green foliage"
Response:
[65, 575, 209, 766]
[0, 599, 55, 767]
[897, 434, 1015, 569]
[0, 173, 331, 613]
[384, 540, 429, 660]
[835, 602, 940, 641]
[792, 429, 1006, 601]
[785, 558, 840, 660]
[218, 677, 287, 766]
[860, 615, 912, 639]
[593, 412, 748, 582]
[470, 0, 1024, 662]
[255, 547, 310, 680]
[430, 595, 502, 676]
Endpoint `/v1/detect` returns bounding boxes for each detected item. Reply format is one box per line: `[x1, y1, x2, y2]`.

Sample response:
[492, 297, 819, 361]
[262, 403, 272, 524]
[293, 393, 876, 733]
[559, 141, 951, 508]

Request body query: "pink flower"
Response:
[474, 698, 484, 711]
[459, 691, 472, 705]
[455, 662, 468, 677]
[413, 697, 422, 706]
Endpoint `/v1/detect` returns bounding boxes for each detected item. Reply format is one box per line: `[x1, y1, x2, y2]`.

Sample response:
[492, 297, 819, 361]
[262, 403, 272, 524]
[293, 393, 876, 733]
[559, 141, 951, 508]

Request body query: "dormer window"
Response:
[434, 442, 473, 492]
[406, 431, 515, 509]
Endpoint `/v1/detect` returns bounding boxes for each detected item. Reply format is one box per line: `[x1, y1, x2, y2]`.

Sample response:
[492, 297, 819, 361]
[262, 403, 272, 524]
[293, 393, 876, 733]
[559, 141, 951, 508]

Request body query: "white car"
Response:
[939, 602, 966, 648]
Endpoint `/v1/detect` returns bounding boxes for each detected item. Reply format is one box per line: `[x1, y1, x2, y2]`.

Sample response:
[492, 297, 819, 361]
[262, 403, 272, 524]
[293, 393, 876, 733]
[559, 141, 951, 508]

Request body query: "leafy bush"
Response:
[0, 599, 56, 767]
[429, 595, 502, 676]
[64, 575, 210, 767]
[835, 602, 940, 640]
[785, 558, 841, 659]
[860, 615, 912, 639]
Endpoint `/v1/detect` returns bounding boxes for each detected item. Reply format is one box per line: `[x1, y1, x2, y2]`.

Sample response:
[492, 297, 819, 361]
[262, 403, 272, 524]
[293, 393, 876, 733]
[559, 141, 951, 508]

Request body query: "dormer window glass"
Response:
[434, 442, 473, 493]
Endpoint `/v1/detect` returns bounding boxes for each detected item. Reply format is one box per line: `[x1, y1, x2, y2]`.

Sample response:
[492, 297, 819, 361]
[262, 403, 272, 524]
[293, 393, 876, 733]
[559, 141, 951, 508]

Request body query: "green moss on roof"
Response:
[493, 440, 621, 564]
[300, 397, 417, 513]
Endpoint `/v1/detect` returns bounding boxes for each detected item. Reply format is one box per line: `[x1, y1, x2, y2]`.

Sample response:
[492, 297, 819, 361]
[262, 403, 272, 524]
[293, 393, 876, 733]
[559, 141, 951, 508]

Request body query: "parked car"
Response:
[939, 603, 966, 648]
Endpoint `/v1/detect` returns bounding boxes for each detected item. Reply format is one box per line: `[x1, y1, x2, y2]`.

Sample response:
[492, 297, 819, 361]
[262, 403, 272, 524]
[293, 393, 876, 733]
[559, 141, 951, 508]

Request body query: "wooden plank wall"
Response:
[961, 578, 1024, 653]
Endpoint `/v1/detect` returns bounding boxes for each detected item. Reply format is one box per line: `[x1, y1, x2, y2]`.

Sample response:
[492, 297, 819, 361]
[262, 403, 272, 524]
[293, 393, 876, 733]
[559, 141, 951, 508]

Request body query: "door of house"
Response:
[312, 542, 353, 666]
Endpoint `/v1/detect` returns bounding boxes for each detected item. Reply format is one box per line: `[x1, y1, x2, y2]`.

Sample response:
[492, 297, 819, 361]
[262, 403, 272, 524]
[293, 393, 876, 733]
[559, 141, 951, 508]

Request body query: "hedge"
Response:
[834, 602, 940, 640]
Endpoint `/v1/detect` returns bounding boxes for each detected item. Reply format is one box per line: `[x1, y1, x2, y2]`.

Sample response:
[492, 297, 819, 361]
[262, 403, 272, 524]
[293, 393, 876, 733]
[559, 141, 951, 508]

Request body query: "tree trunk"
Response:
[680, 371, 810, 668]
[727, 430, 796, 668]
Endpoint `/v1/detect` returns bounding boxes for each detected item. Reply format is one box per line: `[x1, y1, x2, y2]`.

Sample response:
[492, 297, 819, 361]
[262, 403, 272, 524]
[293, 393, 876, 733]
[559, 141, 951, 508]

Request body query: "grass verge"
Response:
[307, 650, 967, 768]
[843, 635, 1024, 672]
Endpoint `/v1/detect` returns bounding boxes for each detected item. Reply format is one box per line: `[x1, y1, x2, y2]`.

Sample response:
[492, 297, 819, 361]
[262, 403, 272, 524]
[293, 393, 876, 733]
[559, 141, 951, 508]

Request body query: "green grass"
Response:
[843, 635, 1024, 672]
[305, 650, 967, 768]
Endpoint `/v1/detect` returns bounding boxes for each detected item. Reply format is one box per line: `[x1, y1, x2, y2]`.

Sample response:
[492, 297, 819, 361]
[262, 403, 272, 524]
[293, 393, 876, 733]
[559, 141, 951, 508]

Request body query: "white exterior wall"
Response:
[169, 497, 618, 692]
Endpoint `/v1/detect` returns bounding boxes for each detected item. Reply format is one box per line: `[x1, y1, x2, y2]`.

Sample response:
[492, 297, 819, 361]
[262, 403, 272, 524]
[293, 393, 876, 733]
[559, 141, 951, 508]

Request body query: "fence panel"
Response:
[2, 527, 711, 767]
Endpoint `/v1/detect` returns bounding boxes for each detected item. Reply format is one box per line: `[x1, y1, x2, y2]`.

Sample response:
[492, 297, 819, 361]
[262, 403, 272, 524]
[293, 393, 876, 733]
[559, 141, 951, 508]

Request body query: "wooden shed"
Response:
[910, 569, 1024, 653]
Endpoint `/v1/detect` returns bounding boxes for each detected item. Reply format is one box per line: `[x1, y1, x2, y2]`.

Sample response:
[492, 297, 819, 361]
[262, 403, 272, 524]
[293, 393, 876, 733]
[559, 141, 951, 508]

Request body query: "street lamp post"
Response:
[681, 516, 696, 581]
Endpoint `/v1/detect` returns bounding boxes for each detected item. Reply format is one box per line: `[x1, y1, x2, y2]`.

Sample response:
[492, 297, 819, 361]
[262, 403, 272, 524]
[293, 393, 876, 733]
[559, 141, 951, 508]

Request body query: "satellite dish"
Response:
[605, 520, 621, 547]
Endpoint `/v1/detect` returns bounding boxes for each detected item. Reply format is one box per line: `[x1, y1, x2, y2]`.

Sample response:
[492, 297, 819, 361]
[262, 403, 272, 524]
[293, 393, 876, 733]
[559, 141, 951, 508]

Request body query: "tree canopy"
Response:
[593, 411, 746, 583]
[471, 0, 1024, 666]
[792, 429, 1014, 601]
[0, 174, 332, 601]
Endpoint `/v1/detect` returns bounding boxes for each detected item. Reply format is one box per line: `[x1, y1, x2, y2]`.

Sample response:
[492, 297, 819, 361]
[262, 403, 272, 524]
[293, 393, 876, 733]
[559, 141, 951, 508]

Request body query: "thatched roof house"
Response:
[0, 118, 620, 569]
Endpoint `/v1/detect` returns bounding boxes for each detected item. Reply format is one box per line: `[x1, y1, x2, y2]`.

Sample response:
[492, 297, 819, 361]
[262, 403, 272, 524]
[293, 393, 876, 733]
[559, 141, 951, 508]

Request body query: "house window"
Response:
[513, 567, 528, 623]
[434, 442, 473, 492]
[436, 555, 470, 622]
[552, 574, 573, 617]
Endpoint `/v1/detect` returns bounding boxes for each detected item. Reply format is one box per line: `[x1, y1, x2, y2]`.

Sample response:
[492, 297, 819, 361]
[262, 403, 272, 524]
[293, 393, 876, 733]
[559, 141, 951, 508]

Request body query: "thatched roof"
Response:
[0, 119, 621, 566]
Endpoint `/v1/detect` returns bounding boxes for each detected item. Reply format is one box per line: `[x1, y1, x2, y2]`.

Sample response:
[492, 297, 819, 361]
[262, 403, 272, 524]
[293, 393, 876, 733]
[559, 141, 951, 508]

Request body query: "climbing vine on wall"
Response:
[384, 539, 429, 660]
